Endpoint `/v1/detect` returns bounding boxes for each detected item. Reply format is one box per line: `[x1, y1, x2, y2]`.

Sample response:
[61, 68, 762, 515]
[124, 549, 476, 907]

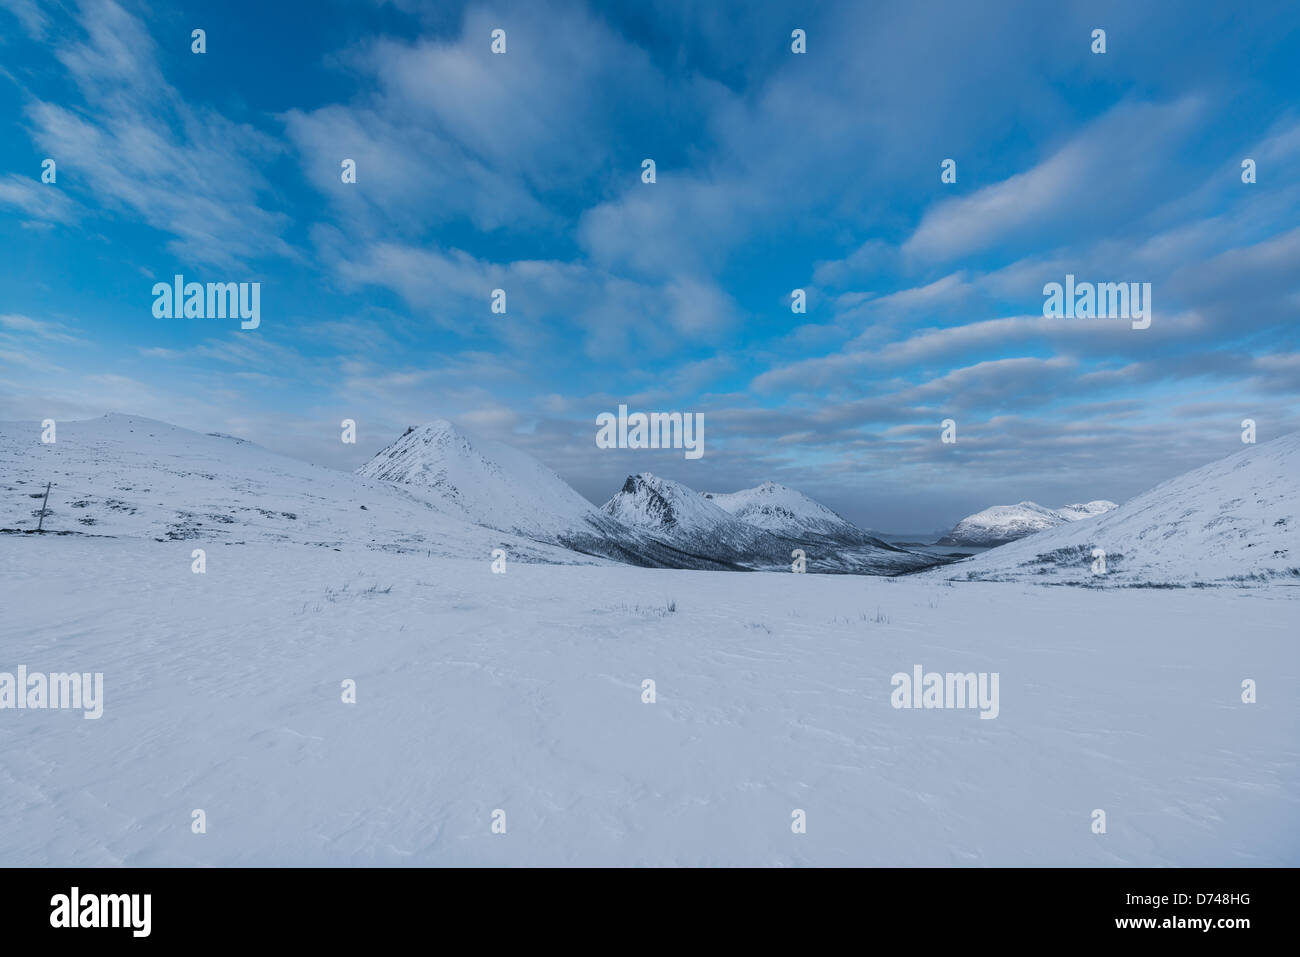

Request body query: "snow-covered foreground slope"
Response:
[932, 433, 1300, 585]
[1, 534, 1295, 866]
[938, 500, 1119, 547]
[0, 414, 587, 565]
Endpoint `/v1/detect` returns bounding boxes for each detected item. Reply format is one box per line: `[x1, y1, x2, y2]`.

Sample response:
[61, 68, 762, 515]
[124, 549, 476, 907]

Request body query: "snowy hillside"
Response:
[0, 413, 586, 565]
[937, 499, 1118, 546]
[931, 433, 1300, 585]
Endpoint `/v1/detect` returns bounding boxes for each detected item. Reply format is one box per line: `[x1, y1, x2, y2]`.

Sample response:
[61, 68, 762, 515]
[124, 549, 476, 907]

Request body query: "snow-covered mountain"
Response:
[931, 433, 1300, 585]
[359, 420, 604, 539]
[937, 499, 1118, 546]
[606, 472, 940, 574]
[1056, 500, 1119, 521]
[356, 422, 939, 572]
[603, 472, 787, 567]
[703, 481, 879, 545]
[357, 422, 737, 570]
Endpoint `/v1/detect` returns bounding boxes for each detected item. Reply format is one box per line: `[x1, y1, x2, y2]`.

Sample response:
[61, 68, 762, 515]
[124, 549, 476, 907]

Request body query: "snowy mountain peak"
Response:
[937, 499, 1119, 547]
[604, 472, 730, 532]
[357, 420, 599, 536]
[1057, 500, 1120, 520]
[391, 419, 470, 453]
[703, 480, 874, 543]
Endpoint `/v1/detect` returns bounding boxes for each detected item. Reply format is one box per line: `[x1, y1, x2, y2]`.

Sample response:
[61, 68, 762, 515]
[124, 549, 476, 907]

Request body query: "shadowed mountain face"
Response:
[604, 472, 942, 575]
[603, 472, 793, 565]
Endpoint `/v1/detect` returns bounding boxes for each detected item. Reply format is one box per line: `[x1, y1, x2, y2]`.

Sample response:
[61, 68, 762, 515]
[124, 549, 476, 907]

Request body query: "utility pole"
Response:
[37, 481, 51, 532]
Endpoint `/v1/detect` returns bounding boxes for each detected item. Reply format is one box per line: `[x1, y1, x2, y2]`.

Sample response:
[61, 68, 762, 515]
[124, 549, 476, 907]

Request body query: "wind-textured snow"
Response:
[932, 433, 1300, 585]
[938, 499, 1119, 547]
[1, 537, 1295, 866]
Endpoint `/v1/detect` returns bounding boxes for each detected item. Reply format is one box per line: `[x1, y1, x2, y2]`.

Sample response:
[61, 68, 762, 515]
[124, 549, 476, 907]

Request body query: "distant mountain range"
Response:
[7, 414, 1294, 586]
[1, 414, 939, 575]
[361, 421, 940, 574]
[936, 500, 1118, 547]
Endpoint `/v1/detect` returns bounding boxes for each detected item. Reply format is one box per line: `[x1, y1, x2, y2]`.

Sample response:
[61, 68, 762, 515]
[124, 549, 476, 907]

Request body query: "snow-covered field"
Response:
[2, 534, 1296, 866]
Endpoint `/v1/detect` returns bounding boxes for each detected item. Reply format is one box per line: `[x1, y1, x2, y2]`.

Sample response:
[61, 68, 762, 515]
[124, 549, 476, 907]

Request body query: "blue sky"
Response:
[1, 0, 1298, 531]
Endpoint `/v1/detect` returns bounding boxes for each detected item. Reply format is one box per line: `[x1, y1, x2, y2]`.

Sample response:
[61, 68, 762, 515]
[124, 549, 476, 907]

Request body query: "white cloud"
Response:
[0, 173, 79, 225]
[903, 98, 1204, 262]
[22, 0, 293, 268]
